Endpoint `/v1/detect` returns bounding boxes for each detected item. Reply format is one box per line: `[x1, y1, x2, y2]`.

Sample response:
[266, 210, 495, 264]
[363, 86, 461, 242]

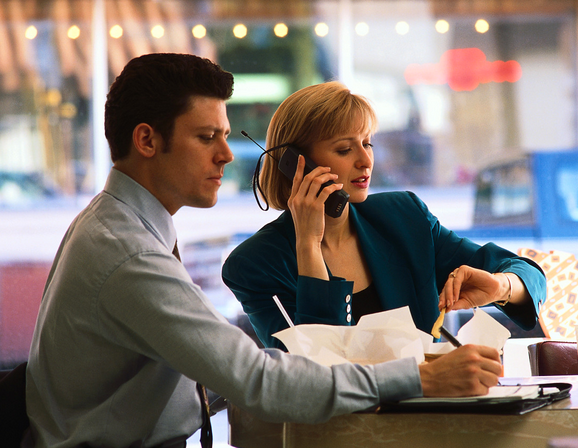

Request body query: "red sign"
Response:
[404, 48, 522, 91]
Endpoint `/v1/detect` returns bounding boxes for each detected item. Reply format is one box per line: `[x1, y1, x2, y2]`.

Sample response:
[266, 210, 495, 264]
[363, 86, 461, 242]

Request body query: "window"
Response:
[2, 0, 578, 368]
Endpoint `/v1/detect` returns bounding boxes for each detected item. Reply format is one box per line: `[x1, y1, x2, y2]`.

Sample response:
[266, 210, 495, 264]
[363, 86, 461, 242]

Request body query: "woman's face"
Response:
[308, 125, 374, 204]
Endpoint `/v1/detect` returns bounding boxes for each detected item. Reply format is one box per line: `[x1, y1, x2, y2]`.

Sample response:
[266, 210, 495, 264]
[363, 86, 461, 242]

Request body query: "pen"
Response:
[431, 308, 462, 347]
[439, 326, 462, 347]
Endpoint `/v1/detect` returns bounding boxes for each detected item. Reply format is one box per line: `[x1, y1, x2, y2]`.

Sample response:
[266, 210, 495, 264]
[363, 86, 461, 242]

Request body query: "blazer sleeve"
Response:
[410, 193, 546, 329]
[222, 225, 354, 350]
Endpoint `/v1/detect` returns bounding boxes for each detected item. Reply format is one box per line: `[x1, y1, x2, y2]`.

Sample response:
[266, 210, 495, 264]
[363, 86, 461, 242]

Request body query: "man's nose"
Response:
[218, 140, 234, 164]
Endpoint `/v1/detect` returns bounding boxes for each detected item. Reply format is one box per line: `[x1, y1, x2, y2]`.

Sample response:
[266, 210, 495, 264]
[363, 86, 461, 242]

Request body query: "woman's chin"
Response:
[347, 191, 369, 204]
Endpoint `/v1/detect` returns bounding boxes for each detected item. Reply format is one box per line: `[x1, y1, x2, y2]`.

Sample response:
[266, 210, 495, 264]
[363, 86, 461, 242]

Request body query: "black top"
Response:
[352, 282, 382, 323]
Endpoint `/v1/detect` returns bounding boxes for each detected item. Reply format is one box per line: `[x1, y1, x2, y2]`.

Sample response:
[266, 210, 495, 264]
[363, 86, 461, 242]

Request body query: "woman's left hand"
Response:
[438, 265, 505, 311]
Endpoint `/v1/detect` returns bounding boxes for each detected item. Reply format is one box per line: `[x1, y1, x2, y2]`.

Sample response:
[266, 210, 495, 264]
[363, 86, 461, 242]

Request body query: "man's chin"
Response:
[189, 196, 218, 209]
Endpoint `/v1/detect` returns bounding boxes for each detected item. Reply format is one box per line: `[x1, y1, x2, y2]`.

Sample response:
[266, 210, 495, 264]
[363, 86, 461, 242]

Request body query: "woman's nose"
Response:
[356, 145, 373, 168]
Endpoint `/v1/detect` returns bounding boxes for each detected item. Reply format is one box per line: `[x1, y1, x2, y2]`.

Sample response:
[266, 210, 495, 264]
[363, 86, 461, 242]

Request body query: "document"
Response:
[399, 385, 541, 405]
[378, 383, 571, 415]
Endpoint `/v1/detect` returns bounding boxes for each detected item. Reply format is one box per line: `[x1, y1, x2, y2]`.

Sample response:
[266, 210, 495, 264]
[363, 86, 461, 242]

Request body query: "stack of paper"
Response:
[399, 385, 540, 404]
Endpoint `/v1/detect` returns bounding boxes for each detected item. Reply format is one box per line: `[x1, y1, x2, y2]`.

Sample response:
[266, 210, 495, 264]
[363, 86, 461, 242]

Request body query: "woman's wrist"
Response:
[296, 241, 328, 280]
[494, 273, 512, 306]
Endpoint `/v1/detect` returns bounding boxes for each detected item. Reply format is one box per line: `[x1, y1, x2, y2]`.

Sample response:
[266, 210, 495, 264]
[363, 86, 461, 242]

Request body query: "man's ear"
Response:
[132, 123, 162, 158]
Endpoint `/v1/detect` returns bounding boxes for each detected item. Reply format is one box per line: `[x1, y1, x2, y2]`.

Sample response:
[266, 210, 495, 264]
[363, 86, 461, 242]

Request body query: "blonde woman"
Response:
[223, 81, 545, 351]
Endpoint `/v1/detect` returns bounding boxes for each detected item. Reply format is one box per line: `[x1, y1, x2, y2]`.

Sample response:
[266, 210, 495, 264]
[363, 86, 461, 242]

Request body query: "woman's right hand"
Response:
[287, 155, 343, 279]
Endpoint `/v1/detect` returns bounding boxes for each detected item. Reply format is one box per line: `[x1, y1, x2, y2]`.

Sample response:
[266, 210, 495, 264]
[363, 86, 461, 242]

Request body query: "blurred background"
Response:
[1, 0, 578, 443]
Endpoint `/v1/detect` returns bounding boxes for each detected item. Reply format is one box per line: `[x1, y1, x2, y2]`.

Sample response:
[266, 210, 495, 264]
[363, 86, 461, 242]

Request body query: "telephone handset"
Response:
[278, 145, 349, 218]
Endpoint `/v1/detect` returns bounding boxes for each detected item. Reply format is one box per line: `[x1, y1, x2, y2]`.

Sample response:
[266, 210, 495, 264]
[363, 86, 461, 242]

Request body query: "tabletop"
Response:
[228, 375, 578, 448]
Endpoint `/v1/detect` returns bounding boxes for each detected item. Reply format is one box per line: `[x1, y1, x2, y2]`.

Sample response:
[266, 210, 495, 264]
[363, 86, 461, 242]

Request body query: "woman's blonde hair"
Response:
[259, 81, 377, 210]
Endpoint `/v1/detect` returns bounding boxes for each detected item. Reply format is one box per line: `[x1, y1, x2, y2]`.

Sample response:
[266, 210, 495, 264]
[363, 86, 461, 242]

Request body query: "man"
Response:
[25, 53, 502, 448]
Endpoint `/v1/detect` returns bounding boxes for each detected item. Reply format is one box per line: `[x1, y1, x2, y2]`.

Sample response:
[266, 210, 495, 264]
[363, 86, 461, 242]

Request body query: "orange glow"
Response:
[404, 48, 522, 91]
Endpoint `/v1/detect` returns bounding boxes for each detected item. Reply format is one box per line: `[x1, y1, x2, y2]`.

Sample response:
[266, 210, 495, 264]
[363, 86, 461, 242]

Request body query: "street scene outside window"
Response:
[1, 0, 577, 418]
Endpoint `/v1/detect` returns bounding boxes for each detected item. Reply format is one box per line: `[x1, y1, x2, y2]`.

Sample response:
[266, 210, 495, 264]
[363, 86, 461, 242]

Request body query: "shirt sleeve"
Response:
[97, 251, 423, 423]
[222, 237, 355, 349]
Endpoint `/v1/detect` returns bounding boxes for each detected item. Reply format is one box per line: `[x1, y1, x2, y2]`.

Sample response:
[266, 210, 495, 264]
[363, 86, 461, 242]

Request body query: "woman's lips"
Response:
[351, 176, 370, 189]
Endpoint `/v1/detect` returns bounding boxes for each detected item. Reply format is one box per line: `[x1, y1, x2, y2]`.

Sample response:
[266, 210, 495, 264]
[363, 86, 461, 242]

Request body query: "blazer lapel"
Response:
[349, 205, 427, 329]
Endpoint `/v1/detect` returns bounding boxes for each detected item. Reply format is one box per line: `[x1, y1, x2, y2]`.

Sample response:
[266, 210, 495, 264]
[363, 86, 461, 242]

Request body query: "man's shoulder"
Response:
[80, 192, 147, 236]
[69, 192, 166, 263]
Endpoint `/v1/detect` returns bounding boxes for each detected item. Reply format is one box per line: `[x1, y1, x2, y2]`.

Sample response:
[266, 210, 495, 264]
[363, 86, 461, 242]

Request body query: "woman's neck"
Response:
[322, 205, 353, 250]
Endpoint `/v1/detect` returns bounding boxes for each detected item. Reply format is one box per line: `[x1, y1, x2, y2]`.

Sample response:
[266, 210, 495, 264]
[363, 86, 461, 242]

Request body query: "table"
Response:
[228, 376, 578, 448]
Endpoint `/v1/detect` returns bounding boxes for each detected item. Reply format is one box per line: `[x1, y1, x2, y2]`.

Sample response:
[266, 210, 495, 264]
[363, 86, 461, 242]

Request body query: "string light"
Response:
[151, 25, 164, 38]
[192, 24, 206, 39]
[355, 22, 369, 36]
[435, 20, 450, 34]
[67, 25, 80, 39]
[109, 25, 123, 38]
[395, 21, 410, 35]
[475, 19, 489, 33]
[274, 23, 288, 38]
[314, 22, 329, 37]
[233, 24, 247, 39]
[25, 25, 37, 40]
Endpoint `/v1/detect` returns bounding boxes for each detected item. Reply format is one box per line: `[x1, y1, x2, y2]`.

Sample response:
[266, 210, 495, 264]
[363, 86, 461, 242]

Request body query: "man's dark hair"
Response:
[104, 53, 234, 162]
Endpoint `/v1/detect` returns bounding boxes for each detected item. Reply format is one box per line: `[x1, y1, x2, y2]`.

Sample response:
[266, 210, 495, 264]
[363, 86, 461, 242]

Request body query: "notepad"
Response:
[399, 385, 541, 405]
[378, 383, 571, 415]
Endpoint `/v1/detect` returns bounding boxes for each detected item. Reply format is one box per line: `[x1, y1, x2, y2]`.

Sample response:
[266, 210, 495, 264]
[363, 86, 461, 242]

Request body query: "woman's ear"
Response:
[132, 123, 161, 158]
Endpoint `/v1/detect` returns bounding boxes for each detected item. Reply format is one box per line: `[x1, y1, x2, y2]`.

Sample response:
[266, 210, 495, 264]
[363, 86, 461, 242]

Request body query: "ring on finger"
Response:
[450, 272, 456, 278]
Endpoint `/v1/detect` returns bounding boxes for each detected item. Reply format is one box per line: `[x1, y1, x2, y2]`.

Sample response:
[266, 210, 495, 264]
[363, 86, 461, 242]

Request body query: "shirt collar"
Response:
[103, 168, 177, 251]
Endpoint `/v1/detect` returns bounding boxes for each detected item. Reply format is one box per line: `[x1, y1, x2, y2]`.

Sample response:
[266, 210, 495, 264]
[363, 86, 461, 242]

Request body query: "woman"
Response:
[222, 81, 546, 350]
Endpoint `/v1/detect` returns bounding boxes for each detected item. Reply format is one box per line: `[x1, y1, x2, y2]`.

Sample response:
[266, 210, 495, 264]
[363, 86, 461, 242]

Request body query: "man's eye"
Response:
[200, 135, 214, 141]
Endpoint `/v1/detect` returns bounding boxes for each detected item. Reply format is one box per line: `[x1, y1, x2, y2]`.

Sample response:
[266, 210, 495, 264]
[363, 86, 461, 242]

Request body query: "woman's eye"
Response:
[364, 143, 373, 149]
[337, 148, 351, 155]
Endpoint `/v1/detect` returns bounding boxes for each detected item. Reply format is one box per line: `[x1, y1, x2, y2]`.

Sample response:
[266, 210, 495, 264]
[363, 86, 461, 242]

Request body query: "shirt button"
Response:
[346, 314, 352, 323]
[345, 294, 351, 303]
[346, 304, 351, 313]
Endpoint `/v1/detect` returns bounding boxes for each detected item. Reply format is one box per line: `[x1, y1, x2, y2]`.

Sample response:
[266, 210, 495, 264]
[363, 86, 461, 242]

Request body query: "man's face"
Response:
[152, 96, 233, 214]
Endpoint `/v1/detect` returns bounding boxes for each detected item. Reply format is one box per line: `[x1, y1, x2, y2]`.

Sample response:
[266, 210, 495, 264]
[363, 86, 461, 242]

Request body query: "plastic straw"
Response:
[272, 295, 294, 328]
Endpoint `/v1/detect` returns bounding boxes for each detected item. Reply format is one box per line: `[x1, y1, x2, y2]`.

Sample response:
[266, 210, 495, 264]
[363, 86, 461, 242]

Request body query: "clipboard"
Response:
[376, 382, 572, 415]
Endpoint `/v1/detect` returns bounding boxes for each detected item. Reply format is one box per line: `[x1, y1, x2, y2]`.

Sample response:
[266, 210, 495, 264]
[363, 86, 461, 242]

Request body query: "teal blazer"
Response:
[222, 192, 546, 349]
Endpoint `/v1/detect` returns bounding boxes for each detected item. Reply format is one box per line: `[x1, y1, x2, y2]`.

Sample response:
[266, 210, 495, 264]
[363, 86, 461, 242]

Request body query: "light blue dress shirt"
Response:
[25, 169, 422, 448]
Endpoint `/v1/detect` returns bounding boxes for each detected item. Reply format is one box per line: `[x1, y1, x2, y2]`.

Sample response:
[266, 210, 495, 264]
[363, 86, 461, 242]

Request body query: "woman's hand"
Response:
[438, 265, 529, 311]
[288, 155, 343, 279]
[287, 155, 342, 244]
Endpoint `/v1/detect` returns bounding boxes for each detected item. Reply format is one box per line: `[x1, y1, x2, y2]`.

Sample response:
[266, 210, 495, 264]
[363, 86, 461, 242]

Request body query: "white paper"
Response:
[456, 307, 512, 348]
[274, 306, 429, 366]
[273, 306, 511, 367]
[400, 385, 540, 404]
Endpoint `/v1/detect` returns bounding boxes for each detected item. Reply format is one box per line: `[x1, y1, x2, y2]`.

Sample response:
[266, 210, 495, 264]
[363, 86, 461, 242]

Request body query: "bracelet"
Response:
[495, 273, 512, 306]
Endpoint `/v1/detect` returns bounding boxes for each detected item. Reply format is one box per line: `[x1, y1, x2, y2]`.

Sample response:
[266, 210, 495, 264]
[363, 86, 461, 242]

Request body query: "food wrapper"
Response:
[273, 306, 511, 366]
